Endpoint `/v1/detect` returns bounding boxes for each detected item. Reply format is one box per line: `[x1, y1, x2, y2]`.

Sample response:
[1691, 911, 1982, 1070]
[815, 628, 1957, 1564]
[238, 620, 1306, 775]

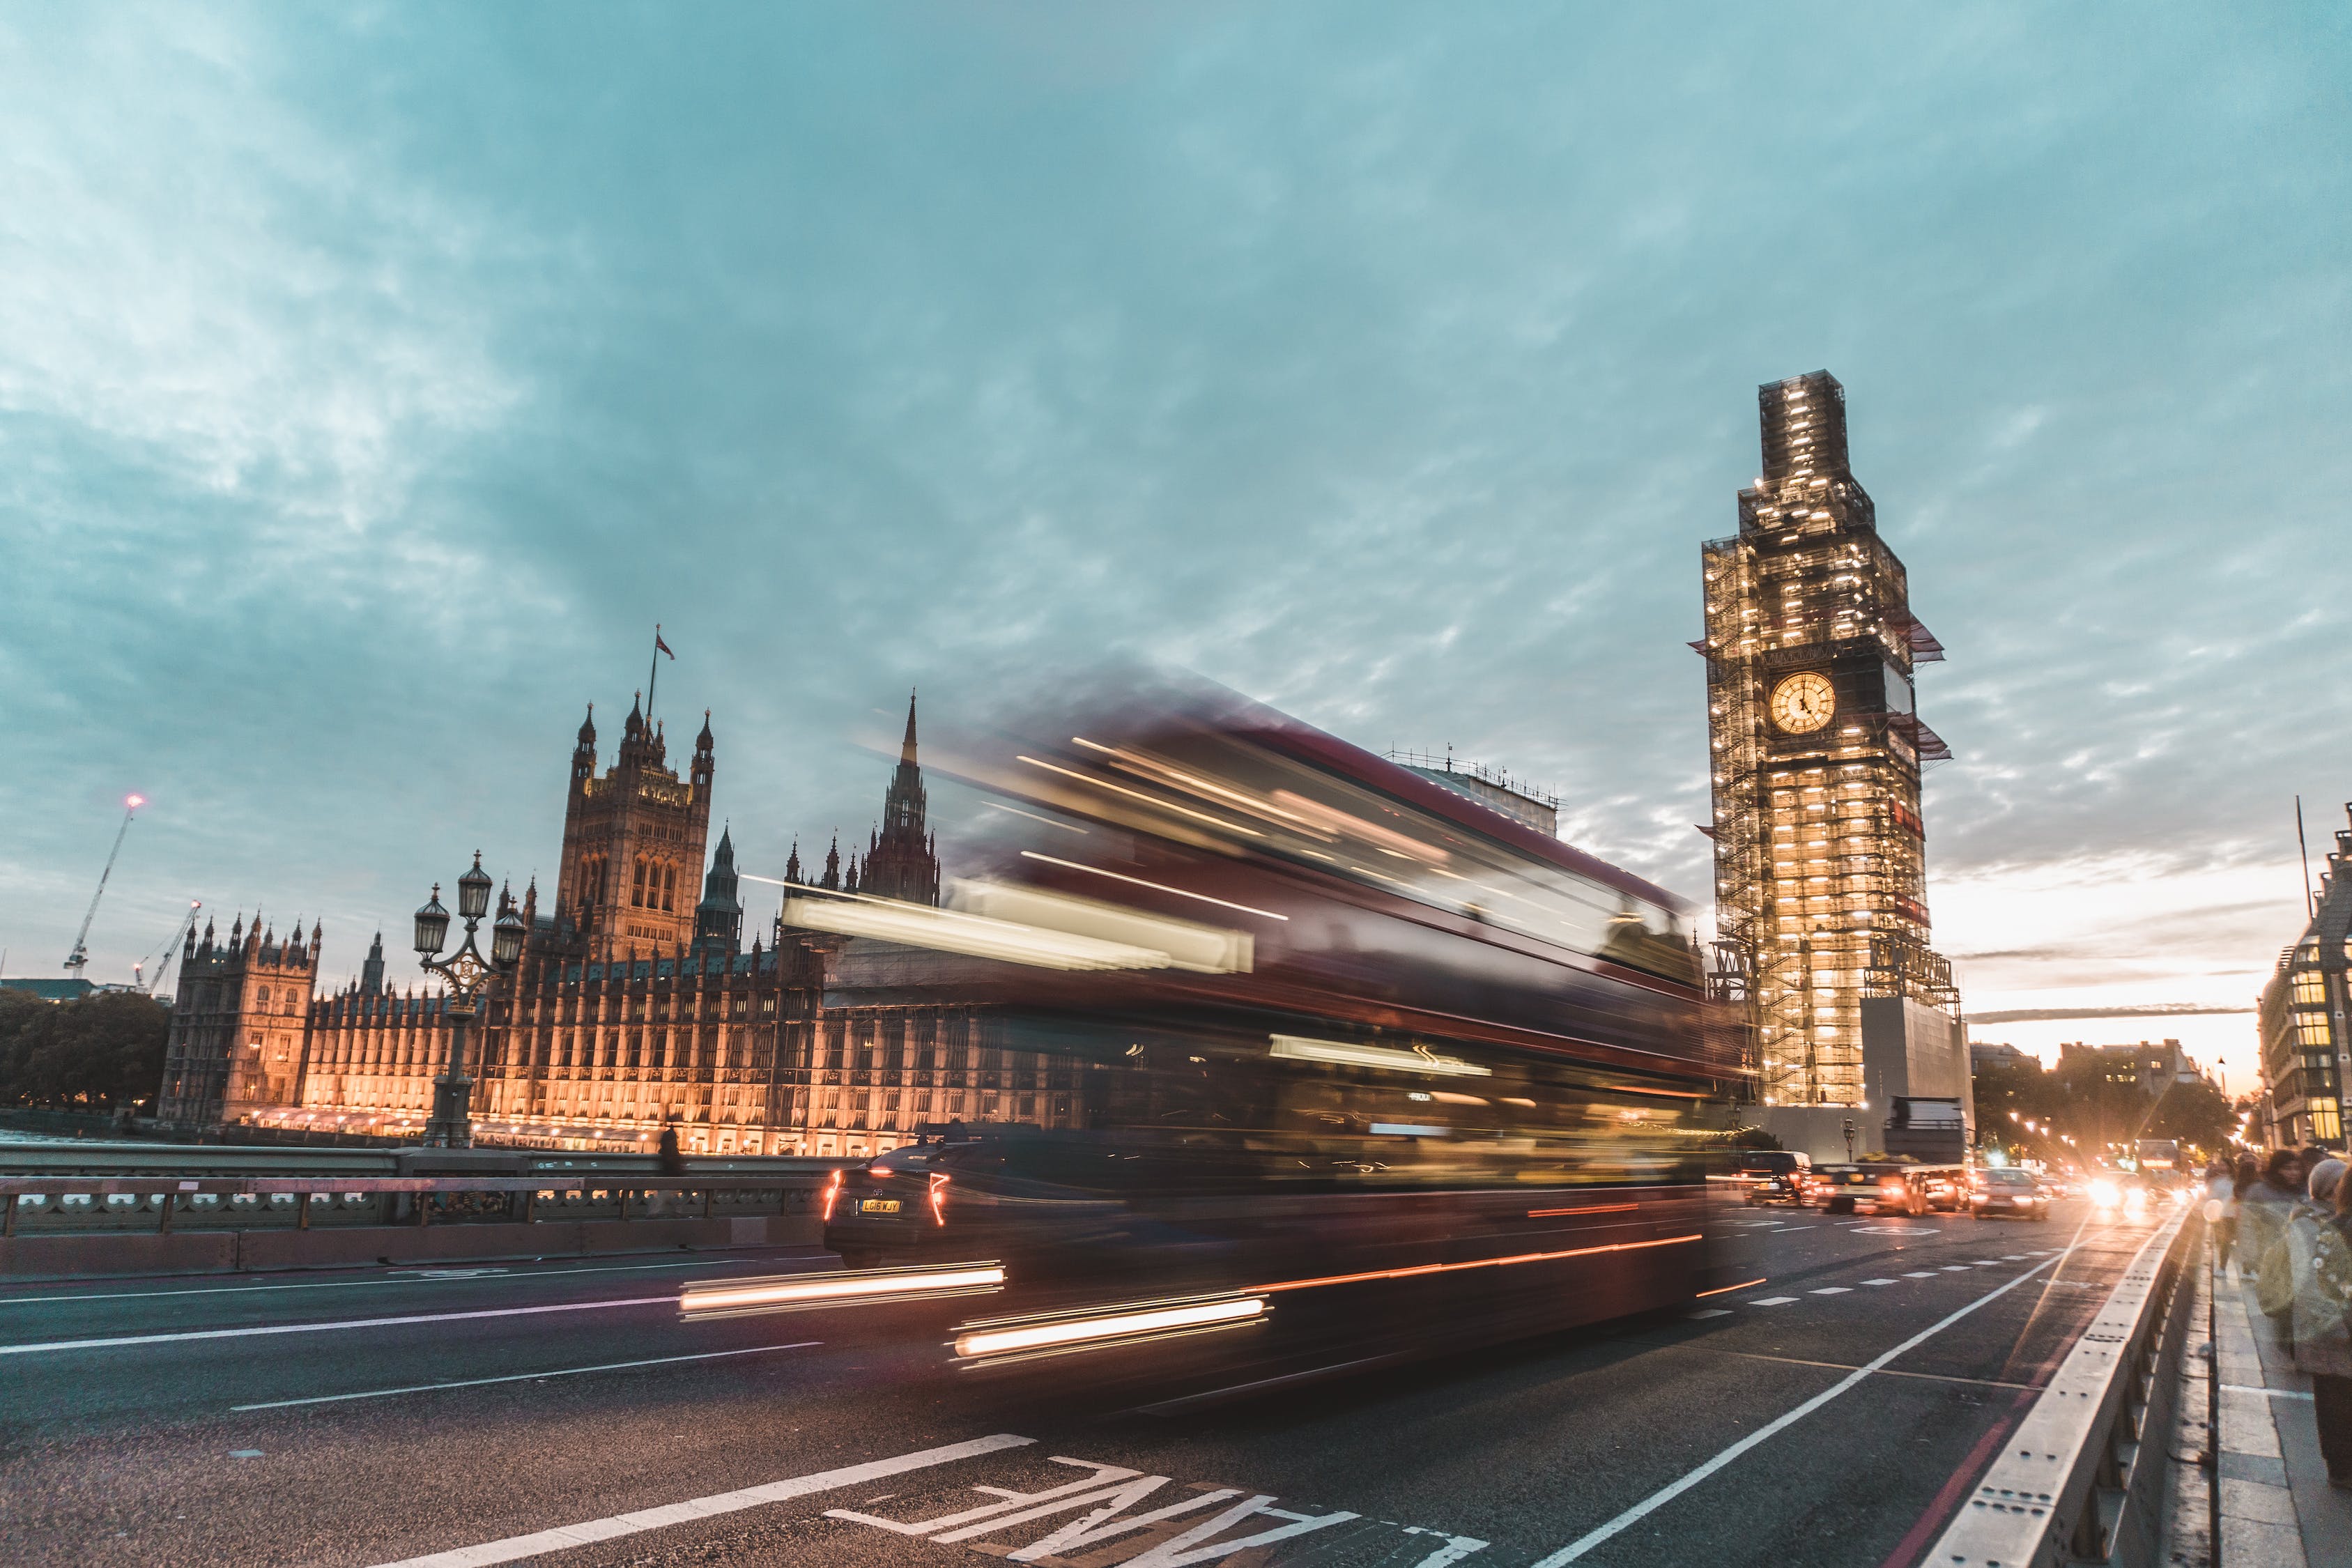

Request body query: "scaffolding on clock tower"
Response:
[1695, 371, 1958, 1109]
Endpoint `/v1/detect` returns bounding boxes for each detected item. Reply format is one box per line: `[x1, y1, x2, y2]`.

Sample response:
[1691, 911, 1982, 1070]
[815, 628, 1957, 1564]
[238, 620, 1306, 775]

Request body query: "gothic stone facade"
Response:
[160, 692, 1082, 1157]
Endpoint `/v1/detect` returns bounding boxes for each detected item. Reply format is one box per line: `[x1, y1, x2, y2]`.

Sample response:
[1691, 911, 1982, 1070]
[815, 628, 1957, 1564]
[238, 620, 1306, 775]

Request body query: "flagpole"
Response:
[648, 624, 661, 728]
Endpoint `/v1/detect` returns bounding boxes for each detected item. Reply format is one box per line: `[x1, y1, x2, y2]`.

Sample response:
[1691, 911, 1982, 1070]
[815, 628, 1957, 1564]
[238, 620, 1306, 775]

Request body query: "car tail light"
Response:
[820, 1169, 845, 1222]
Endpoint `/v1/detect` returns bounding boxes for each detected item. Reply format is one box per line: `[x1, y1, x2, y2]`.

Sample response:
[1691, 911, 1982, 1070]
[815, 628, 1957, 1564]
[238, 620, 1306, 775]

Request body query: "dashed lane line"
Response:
[1860, 1279, 1896, 1286]
[1526, 1245, 2076, 1565]
[0, 1254, 785, 1309]
[364, 1434, 1036, 1568]
[230, 1340, 822, 1411]
[1746, 1296, 1799, 1307]
[1808, 1288, 1850, 1296]
[0, 1293, 685, 1355]
[1718, 1349, 2040, 1392]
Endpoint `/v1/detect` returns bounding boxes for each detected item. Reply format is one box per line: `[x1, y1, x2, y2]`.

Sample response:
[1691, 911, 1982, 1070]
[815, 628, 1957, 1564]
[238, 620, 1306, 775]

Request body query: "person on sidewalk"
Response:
[2208, 1156, 2240, 1270]
[2291, 1160, 2352, 1487]
[2245, 1148, 2303, 1285]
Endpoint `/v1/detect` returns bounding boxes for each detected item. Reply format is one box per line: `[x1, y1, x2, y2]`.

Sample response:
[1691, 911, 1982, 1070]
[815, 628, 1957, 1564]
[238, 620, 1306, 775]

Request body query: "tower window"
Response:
[631, 859, 647, 907]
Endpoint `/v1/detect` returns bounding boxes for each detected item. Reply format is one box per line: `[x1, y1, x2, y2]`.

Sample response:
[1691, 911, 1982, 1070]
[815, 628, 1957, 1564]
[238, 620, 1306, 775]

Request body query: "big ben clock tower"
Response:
[1697, 372, 1959, 1115]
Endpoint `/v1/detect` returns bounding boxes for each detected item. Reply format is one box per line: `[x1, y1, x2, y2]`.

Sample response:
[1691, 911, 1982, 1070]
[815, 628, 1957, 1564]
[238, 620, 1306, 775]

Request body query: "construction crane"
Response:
[63, 794, 144, 980]
[133, 899, 202, 997]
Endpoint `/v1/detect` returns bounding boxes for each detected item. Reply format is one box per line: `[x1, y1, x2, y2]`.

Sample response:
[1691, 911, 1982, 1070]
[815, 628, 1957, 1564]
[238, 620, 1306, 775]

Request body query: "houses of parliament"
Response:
[155, 690, 1083, 1157]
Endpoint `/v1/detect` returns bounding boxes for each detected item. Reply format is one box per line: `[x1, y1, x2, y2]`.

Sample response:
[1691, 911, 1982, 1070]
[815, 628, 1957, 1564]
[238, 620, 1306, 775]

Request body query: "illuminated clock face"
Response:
[1769, 672, 1836, 734]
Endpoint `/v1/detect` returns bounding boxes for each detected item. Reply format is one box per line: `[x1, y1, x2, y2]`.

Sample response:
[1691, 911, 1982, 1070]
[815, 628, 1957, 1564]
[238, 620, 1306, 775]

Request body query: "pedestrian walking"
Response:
[2291, 1160, 2352, 1487]
[2208, 1157, 2240, 1270]
[2244, 1149, 2301, 1281]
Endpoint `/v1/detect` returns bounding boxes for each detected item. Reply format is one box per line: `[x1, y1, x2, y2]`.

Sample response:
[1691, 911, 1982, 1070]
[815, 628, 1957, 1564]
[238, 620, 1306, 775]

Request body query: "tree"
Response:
[0, 991, 171, 1111]
[2144, 1079, 2237, 1155]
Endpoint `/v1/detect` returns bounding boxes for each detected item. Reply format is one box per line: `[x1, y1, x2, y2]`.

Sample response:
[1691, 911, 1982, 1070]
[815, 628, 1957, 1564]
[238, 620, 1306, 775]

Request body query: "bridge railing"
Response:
[0, 1172, 845, 1236]
[1928, 1203, 2201, 1568]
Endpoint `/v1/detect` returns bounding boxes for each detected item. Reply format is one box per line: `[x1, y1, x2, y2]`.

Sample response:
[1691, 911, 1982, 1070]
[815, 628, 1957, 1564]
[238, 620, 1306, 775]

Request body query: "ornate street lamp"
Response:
[413, 852, 525, 1148]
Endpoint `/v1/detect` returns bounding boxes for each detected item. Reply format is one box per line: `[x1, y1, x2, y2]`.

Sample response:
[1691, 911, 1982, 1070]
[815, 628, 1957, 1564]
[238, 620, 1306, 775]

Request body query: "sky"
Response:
[1, 3, 2346, 1082]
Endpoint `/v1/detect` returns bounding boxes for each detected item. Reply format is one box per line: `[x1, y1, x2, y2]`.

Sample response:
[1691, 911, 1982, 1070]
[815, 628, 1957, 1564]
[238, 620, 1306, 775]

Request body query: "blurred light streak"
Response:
[949, 880, 1253, 974]
[1268, 1034, 1491, 1078]
[1525, 1204, 1638, 1217]
[682, 1263, 1005, 1317]
[782, 896, 1171, 971]
[953, 1296, 1267, 1360]
[1072, 737, 1325, 833]
[1015, 754, 1264, 837]
[1695, 1277, 1769, 1297]
[1253, 1233, 1702, 1294]
[1015, 851, 1289, 920]
[980, 801, 1089, 833]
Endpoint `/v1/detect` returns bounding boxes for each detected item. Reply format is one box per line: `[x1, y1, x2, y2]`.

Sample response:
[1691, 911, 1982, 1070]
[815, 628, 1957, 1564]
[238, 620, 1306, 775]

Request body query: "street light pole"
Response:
[414, 852, 526, 1150]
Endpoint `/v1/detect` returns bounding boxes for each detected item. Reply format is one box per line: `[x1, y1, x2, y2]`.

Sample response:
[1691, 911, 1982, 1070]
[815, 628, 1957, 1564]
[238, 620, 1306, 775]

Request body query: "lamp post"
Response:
[414, 852, 527, 1149]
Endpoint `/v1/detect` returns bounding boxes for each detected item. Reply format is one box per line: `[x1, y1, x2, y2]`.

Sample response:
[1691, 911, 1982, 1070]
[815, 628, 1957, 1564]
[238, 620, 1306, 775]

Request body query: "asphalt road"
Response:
[0, 1198, 2174, 1568]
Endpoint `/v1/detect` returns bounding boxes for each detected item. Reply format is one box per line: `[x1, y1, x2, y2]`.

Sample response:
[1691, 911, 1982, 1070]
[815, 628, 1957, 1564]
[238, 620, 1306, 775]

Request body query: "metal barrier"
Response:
[0, 1173, 851, 1236]
[1928, 1206, 2199, 1568]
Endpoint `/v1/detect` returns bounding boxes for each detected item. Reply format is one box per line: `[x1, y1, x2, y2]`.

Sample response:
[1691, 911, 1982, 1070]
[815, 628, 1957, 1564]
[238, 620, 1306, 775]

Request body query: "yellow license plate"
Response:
[859, 1198, 902, 1215]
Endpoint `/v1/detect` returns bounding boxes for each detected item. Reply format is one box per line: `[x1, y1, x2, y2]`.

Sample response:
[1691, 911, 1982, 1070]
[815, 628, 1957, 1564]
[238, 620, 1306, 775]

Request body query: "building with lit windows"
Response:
[1694, 371, 1968, 1158]
[2257, 806, 2352, 1148]
[157, 689, 1092, 1158]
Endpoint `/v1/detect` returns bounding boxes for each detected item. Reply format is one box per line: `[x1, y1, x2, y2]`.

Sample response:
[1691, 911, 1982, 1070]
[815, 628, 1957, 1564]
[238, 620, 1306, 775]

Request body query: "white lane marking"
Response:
[1, 1293, 683, 1355]
[1764, 1224, 1815, 1231]
[1939, 1266, 1969, 1272]
[1526, 1245, 2074, 1566]
[1860, 1279, 1896, 1286]
[2222, 1384, 2315, 1401]
[1971, 1261, 2003, 1267]
[829, 1459, 1362, 1566]
[1686, 1309, 1731, 1320]
[1409, 1535, 1491, 1566]
[0, 1255, 754, 1309]
[1903, 1271, 1937, 1278]
[1808, 1288, 1850, 1296]
[231, 1340, 822, 1410]
[2001, 1255, 2028, 1261]
[365, 1434, 1035, 1568]
[1746, 1296, 1799, 1307]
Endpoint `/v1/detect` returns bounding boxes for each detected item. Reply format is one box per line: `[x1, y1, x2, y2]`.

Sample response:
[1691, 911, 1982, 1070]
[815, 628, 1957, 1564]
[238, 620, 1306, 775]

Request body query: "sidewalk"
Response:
[2216, 1255, 2352, 1567]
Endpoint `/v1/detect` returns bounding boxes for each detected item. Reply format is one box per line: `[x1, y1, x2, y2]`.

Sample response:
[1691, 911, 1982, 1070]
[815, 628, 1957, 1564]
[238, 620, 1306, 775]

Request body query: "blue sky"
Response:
[2, 3, 2345, 1079]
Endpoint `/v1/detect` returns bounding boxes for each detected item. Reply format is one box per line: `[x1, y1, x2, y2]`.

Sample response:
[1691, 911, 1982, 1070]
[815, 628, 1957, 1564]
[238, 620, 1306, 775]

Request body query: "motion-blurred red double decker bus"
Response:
[764, 684, 1751, 1387]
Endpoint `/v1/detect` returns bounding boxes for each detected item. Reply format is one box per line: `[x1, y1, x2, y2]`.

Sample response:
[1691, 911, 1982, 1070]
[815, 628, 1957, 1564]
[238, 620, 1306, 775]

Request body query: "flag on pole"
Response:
[654, 625, 675, 659]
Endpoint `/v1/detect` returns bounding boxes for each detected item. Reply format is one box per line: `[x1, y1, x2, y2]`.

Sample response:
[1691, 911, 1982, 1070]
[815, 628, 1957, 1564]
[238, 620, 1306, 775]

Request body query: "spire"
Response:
[821, 833, 841, 891]
[578, 703, 596, 746]
[361, 930, 385, 996]
[785, 838, 802, 884]
[865, 688, 940, 905]
[697, 708, 714, 752]
[625, 691, 645, 739]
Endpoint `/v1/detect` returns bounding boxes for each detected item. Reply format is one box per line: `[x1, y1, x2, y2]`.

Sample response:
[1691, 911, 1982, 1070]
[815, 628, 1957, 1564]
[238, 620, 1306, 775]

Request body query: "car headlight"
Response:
[2089, 1178, 2121, 1209]
[2123, 1186, 2148, 1211]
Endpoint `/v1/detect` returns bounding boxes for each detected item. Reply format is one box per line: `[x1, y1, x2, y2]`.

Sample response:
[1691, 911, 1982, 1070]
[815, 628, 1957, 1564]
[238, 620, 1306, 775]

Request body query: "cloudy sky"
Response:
[2, 4, 2344, 1080]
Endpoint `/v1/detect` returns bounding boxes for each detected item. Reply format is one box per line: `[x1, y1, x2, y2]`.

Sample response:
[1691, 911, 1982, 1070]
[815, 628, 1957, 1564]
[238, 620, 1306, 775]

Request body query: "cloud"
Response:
[0, 2, 2346, 1011]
